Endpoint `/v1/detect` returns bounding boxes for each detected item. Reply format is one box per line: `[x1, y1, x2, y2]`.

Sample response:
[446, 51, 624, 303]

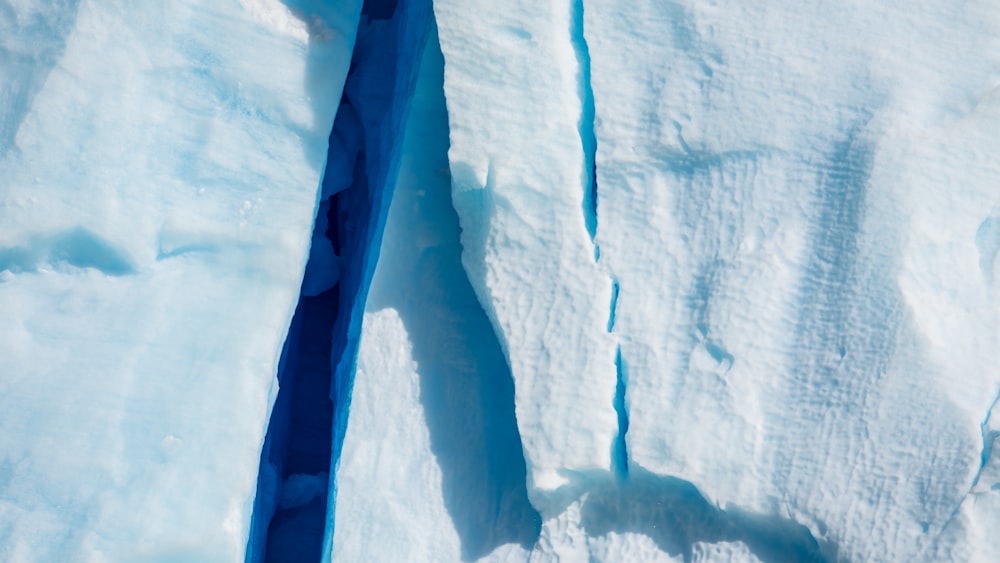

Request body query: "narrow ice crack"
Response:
[570, 0, 599, 250]
[571, 0, 628, 480]
[971, 387, 1000, 491]
[608, 279, 628, 477]
[932, 385, 1000, 550]
[607, 279, 620, 332]
[612, 346, 629, 478]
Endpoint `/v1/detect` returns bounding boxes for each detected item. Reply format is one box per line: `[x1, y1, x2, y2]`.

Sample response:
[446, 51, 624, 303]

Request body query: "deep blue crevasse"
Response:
[570, 0, 598, 243]
[247, 1, 433, 561]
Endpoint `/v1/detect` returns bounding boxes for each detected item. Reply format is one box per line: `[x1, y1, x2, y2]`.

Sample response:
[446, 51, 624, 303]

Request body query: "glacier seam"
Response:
[571, 0, 628, 480]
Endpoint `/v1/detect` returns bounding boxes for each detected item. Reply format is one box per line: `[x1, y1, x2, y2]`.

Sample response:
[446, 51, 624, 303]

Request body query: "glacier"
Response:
[2, 0, 1000, 562]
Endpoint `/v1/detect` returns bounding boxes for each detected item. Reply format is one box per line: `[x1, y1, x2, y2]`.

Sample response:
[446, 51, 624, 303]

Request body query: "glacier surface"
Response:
[2, 0, 1000, 562]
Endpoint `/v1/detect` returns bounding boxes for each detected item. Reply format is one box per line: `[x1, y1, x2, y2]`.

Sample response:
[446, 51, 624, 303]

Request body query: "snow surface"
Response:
[0, 0, 359, 559]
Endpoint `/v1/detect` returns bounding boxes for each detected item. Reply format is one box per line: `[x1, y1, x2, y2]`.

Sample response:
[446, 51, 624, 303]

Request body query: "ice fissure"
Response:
[611, 348, 629, 479]
[570, 0, 599, 245]
[977, 393, 1000, 485]
[940, 387, 1000, 533]
[248, 1, 432, 561]
[4, 0, 1000, 561]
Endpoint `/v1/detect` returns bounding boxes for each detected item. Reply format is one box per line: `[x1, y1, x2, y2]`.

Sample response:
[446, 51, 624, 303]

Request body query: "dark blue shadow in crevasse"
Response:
[247, 0, 434, 561]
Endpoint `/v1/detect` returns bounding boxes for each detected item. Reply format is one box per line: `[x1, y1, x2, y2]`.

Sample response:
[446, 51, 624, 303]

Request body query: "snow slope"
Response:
[0, 0, 359, 559]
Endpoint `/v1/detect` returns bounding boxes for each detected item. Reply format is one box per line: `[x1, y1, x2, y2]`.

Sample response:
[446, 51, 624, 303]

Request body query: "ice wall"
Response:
[330, 25, 540, 561]
[0, 0, 358, 559]
[247, 0, 437, 560]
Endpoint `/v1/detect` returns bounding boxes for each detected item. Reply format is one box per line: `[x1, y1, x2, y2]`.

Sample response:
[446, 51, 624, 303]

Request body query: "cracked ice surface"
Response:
[0, 0, 359, 559]
[586, 0, 1000, 559]
[432, 0, 1000, 560]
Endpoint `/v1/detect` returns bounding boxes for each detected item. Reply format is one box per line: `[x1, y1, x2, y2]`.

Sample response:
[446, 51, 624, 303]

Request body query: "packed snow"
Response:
[2, 0, 1000, 561]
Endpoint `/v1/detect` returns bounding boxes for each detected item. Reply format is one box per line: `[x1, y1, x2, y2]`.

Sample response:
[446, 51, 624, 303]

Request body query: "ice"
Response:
[0, 0, 359, 559]
[247, 0, 437, 559]
[464, 0, 998, 561]
[4, 0, 1000, 560]
[584, 0, 1000, 559]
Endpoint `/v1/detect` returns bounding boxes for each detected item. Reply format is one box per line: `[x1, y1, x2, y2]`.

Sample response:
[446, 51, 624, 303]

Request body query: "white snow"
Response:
[422, 0, 1000, 560]
[331, 308, 462, 562]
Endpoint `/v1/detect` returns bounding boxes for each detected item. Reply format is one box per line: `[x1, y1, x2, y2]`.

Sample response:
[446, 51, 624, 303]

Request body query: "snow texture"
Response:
[424, 0, 1000, 560]
[585, 0, 1000, 560]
